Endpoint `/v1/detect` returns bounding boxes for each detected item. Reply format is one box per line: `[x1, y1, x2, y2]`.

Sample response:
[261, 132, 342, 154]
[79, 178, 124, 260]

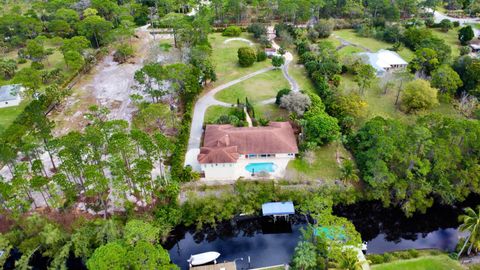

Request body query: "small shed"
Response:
[0, 84, 22, 108]
[262, 202, 295, 221]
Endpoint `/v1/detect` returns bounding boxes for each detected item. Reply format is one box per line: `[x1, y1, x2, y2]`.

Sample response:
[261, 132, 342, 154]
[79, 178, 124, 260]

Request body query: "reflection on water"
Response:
[166, 196, 480, 270]
[333, 196, 480, 253]
[165, 216, 307, 270]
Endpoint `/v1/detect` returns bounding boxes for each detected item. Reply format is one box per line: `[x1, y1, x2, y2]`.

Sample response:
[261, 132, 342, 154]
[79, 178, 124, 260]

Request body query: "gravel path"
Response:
[430, 9, 480, 36]
[184, 67, 274, 170]
[184, 35, 301, 170]
[223, 37, 254, 46]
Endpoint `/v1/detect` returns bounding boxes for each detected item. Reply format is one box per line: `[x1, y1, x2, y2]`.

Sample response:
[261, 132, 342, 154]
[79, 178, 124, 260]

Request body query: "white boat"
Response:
[188, 251, 221, 266]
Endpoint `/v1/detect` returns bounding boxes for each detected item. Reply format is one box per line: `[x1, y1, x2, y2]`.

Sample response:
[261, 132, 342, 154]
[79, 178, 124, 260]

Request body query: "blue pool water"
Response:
[245, 162, 277, 173]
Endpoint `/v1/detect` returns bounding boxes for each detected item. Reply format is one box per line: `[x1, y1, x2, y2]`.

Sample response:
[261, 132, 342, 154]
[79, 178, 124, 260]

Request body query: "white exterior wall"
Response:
[201, 153, 296, 181]
[0, 96, 21, 108]
[200, 163, 237, 180]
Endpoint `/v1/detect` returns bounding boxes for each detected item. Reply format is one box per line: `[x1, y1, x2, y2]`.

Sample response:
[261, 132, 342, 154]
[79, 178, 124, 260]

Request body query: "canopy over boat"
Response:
[188, 251, 221, 266]
[262, 202, 295, 216]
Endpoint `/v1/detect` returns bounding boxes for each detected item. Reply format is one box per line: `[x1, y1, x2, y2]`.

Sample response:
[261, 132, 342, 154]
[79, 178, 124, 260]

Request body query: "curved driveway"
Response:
[184, 37, 300, 170]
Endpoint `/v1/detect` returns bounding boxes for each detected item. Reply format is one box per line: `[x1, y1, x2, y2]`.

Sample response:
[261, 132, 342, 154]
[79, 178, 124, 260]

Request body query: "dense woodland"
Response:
[0, 0, 479, 269]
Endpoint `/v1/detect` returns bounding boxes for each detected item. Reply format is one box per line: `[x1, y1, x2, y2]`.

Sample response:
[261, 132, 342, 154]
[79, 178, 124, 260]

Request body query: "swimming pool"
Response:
[245, 162, 277, 173]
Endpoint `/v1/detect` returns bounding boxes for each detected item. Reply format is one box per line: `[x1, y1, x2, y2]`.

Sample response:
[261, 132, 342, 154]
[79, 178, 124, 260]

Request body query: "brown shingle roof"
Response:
[198, 122, 298, 164]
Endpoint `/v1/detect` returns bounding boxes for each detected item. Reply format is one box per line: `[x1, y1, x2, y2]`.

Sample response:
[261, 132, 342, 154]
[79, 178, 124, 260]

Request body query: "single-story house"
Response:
[470, 39, 480, 53]
[0, 84, 22, 108]
[358, 49, 408, 77]
[197, 122, 298, 180]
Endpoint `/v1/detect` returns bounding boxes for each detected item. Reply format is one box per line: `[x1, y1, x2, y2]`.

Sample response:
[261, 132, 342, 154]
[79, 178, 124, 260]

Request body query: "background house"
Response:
[198, 122, 298, 180]
[470, 39, 480, 53]
[358, 49, 408, 76]
[0, 84, 22, 108]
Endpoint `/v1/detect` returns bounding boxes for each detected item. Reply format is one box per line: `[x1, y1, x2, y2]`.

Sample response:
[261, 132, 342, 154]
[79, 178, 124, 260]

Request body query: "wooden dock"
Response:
[190, 262, 237, 270]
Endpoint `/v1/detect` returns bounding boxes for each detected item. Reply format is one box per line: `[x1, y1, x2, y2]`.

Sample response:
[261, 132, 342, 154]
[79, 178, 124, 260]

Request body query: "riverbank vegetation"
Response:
[0, 0, 479, 269]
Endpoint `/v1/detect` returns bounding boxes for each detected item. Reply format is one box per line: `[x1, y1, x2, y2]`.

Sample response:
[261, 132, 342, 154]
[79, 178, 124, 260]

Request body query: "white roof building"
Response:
[358, 49, 408, 76]
[0, 84, 22, 108]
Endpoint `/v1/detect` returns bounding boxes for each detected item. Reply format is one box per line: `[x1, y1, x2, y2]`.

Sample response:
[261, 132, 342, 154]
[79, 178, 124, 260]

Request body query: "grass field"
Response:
[214, 69, 289, 104]
[432, 28, 462, 57]
[209, 33, 271, 86]
[1, 38, 74, 133]
[333, 29, 415, 61]
[204, 105, 233, 123]
[254, 103, 288, 120]
[289, 54, 315, 93]
[371, 255, 465, 270]
[0, 101, 28, 133]
[287, 142, 352, 181]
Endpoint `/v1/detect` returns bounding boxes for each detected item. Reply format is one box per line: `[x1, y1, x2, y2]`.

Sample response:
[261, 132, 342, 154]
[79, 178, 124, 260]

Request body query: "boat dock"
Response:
[190, 262, 237, 270]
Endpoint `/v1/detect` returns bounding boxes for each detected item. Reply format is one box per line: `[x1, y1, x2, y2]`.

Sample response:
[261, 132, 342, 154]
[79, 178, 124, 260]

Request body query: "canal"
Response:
[166, 196, 480, 270]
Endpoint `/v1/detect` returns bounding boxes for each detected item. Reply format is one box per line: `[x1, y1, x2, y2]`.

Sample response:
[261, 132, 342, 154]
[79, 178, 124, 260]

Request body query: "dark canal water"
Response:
[166, 196, 480, 270]
[5, 196, 480, 269]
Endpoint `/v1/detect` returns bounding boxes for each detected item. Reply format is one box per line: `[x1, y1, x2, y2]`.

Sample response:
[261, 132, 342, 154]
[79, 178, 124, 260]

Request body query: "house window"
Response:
[248, 154, 256, 158]
[288, 153, 294, 157]
[260, 154, 267, 158]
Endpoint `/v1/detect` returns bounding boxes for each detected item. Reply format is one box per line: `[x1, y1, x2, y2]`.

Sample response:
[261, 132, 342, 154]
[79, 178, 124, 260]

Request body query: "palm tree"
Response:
[458, 206, 480, 258]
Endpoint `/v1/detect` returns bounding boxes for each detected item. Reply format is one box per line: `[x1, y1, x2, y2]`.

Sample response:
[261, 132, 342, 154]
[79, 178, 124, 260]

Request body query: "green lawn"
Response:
[333, 29, 415, 61]
[339, 74, 462, 124]
[214, 69, 289, 104]
[326, 35, 343, 48]
[287, 142, 351, 181]
[431, 28, 462, 57]
[337, 45, 365, 57]
[204, 105, 234, 123]
[289, 54, 315, 93]
[0, 101, 28, 133]
[254, 103, 288, 120]
[209, 33, 271, 86]
[371, 255, 465, 270]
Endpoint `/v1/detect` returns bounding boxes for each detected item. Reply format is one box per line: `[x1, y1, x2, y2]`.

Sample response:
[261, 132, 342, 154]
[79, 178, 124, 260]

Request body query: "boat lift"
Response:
[262, 202, 295, 221]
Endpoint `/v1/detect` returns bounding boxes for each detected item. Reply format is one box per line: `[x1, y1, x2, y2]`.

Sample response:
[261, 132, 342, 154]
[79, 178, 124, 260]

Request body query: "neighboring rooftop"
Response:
[0, 84, 21, 102]
[358, 49, 407, 74]
[198, 122, 298, 164]
[470, 39, 480, 50]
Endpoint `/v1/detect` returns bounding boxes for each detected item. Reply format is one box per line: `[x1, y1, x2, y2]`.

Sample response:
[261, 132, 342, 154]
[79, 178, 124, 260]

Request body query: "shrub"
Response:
[453, 21, 460, 27]
[425, 18, 435, 27]
[247, 23, 267, 39]
[314, 19, 334, 38]
[31, 61, 44, 70]
[222, 26, 242, 37]
[439, 19, 453, 32]
[256, 50, 267, 62]
[237, 47, 256, 67]
[17, 58, 27, 64]
[258, 118, 270, 126]
[276, 88, 291, 105]
[113, 43, 134, 63]
[459, 25, 475, 45]
[407, 249, 419, 258]
[271, 55, 285, 68]
[460, 46, 472, 55]
[367, 254, 385, 264]
[401, 79, 439, 113]
[381, 253, 394, 263]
